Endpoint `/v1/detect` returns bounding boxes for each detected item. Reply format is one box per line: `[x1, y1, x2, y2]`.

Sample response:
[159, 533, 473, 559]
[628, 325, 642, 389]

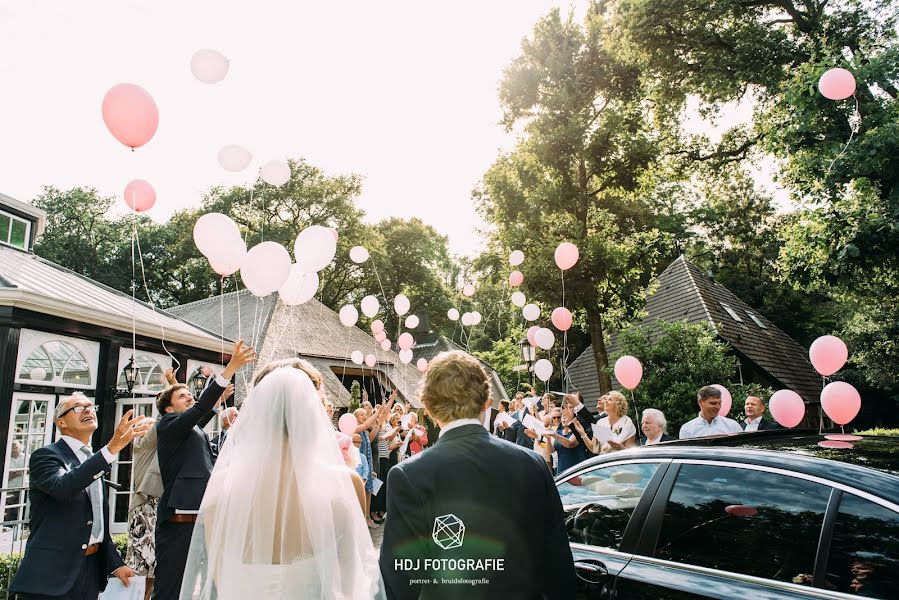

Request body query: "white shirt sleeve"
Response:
[215, 374, 230, 388]
[100, 445, 116, 463]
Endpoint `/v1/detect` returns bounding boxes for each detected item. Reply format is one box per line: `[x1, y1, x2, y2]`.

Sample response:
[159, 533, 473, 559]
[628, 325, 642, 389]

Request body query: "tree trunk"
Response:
[585, 307, 612, 394]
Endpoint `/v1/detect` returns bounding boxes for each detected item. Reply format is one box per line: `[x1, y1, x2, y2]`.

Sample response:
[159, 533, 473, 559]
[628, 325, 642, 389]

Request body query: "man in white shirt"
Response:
[679, 386, 743, 439]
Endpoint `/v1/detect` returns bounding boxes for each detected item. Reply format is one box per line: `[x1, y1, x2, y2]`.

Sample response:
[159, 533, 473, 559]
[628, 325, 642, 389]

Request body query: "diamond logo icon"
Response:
[432, 513, 465, 550]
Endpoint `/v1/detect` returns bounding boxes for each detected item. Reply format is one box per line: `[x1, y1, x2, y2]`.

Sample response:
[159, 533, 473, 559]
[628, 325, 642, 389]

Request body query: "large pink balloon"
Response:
[338, 413, 357, 435]
[365, 354, 377, 367]
[526, 325, 539, 347]
[769, 389, 806, 428]
[371, 319, 385, 334]
[509, 271, 524, 287]
[398, 332, 414, 351]
[614, 356, 643, 390]
[123, 179, 156, 212]
[551, 307, 573, 331]
[821, 381, 861, 425]
[711, 384, 733, 417]
[554, 242, 579, 270]
[809, 335, 848, 376]
[819, 68, 856, 101]
[101, 84, 159, 149]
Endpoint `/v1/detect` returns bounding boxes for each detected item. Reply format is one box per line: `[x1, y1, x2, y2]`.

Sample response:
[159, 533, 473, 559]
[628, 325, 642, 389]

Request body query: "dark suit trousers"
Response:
[152, 520, 195, 600]
[20, 552, 102, 600]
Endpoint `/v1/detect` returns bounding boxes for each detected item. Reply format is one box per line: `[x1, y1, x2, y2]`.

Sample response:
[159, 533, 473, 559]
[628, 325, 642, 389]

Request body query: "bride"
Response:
[179, 366, 385, 599]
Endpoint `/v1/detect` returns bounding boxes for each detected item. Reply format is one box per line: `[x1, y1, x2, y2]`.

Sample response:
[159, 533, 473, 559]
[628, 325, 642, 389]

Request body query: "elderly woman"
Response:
[571, 391, 637, 454]
[639, 408, 676, 445]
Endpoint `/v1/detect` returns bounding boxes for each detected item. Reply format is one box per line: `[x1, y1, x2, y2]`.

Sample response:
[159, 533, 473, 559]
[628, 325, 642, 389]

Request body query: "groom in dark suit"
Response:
[152, 340, 254, 600]
[10, 393, 150, 599]
[380, 351, 575, 599]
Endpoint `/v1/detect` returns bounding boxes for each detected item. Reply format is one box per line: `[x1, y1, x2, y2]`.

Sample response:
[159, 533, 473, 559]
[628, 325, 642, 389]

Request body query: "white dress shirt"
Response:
[439, 418, 482, 437]
[744, 416, 762, 432]
[60, 435, 115, 544]
[679, 414, 743, 439]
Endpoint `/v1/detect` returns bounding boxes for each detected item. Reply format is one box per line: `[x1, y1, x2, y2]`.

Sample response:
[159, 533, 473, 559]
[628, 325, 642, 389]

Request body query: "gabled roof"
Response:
[412, 335, 509, 403]
[0, 245, 228, 352]
[569, 255, 822, 408]
[170, 290, 425, 407]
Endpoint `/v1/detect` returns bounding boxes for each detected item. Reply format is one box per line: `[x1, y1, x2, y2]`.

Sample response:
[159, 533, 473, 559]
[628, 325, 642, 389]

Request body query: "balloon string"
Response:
[220, 276, 225, 364]
[131, 216, 136, 401]
[134, 217, 180, 373]
[340, 328, 350, 386]
[268, 301, 293, 364]
[825, 95, 860, 176]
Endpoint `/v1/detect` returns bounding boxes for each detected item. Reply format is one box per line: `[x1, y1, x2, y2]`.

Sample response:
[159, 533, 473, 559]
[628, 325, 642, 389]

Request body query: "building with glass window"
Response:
[0, 194, 233, 548]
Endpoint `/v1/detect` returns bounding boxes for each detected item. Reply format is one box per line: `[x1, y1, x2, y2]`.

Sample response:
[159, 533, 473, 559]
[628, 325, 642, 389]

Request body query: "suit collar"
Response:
[55, 438, 81, 464]
[436, 423, 488, 446]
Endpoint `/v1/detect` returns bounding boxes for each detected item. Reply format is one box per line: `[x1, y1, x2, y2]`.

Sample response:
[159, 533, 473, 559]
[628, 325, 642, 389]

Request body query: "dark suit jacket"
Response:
[157, 379, 225, 522]
[10, 440, 123, 596]
[380, 424, 575, 599]
[639, 433, 677, 446]
[508, 411, 534, 450]
[210, 427, 229, 460]
[570, 405, 600, 453]
[485, 406, 498, 433]
[743, 417, 781, 431]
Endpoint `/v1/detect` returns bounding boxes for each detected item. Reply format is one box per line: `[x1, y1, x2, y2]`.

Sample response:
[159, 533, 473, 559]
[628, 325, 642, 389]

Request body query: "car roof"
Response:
[559, 431, 899, 503]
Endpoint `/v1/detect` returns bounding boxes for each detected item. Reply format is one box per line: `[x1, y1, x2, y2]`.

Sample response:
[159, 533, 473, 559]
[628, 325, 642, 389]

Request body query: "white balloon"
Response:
[193, 213, 241, 259]
[350, 350, 364, 365]
[405, 314, 420, 329]
[523, 303, 540, 321]
[260, 160, 291, 186]
[511, 291, 526, 308]
[209, 237, 246, 276]
[463, 284, 475, 297]
[349, 246, 370, 264]
[448, 308, 460, 321]
[217, 145, 251, 172]
[471, 311, 482, 326]
[339, 305, 359, 327]
[534, 359, 553, 382]
[190, 49, 229, 84]
[535, 327, 555, 350]
[294, 225, 337, 273]
[394, 294, 411, 316]
[365, 354, 377, 367]
[278, 264, 319, 306]
[361, 295, 380, 318]
[29, 367, 46, 381]
[398, 349, 413, 364]
[461, 312, 473, 326]
[240, 242, 292, 297]
[509, 250, 524, 266]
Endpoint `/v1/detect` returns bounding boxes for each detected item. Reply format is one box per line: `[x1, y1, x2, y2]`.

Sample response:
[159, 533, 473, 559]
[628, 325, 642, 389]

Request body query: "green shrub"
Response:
[853, 428, 899, 436]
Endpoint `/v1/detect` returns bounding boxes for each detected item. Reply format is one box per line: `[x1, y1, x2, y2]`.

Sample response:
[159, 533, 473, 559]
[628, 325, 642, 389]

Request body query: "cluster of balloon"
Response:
[461, 312, 482, 327]
[809, 335, 860, 445]
[194, 213, 246, 277]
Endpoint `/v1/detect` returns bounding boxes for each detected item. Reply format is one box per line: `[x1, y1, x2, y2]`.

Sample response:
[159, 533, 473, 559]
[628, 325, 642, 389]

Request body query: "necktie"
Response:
[81, 446, 103, 542]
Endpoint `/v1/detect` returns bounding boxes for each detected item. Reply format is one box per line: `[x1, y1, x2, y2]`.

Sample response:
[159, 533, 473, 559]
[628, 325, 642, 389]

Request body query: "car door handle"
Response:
[575, 559, 609, 586]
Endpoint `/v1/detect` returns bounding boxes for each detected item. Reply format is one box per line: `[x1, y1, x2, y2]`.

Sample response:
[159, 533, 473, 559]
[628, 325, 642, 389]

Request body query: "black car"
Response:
[555, 431, 899, 599]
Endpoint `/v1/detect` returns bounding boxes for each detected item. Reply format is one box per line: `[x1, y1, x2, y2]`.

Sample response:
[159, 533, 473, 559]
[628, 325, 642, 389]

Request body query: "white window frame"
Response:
[15, 329, 100, 390]
[0, 208, 31, 249]
[117, 348, 173, 395]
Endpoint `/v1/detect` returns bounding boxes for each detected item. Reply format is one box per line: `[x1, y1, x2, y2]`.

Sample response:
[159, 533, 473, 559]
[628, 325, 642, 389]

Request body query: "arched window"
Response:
[18, 340, 91, 386]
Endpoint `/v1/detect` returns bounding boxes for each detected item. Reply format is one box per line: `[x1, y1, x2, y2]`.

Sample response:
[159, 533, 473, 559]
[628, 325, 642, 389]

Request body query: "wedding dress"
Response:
[179, 367, 385, 599]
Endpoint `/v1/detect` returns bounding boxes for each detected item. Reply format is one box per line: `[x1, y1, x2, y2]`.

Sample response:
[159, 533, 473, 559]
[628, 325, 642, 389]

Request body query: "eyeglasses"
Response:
[59, 404, 97, 418]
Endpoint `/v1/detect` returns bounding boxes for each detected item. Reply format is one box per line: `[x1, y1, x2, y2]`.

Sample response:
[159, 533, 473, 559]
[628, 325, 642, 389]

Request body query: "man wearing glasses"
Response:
[11, 392, 151, 599]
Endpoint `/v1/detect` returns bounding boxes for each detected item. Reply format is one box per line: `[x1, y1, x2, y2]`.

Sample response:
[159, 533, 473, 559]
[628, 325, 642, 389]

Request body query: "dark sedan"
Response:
[555, 431, 899, 599]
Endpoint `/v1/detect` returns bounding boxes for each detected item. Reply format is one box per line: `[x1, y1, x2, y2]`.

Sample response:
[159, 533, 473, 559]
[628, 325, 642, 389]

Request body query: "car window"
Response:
[655, 464, 830, 585]
[558, 462, 660, 550]
[824, 493, 899, 596]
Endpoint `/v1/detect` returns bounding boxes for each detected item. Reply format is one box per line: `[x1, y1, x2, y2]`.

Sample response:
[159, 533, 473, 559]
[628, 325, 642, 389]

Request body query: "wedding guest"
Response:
[679, 386, 743, 439]
[211, 406, 238, 459]
[743, 395, 781, 431]
[422, 406, 441, 443]
[563, 392, 599, 454]
[639, 408, 676, 445]
[406, 412, 429, 455]
[538, 393, 556, 421]
[371, 409, 402, 522]
[336, 433, 367, 514]
[324, 400, 335, 424]
[10, 394, 149, 599]
[571, 391, 637, 454]
[152, 341, 255, 600]
[544, 408, 587, 474]
[380, 351, 575, 599]
[353, 408, 375, 527]
[493, 399, 511, 437]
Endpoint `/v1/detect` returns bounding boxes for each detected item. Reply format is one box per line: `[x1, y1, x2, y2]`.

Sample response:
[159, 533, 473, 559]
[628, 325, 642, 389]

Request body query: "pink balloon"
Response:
[416, 358, 428, 372]
[809, 335, 848, 377]
[724, 505, 758, 517]
[526, 325, 539, 347]
[123, 179, 156, 212]
[371, 319, 385, 334]
[711, 384, 732, 417]
[769, 389, 806, 428]
[821, 381, 861, 425]
[551, 307, 573, 331]
[614, 356, 643, 390]
[825, 434, 863, 442]
[819, 440, 854, 449]
[380, 339, 391, 351]
[375, 331, 387, 343]
[398, 332, 414, 351]
[819, 68, 856, 101]
[101, 84, 159, 149]
[328, 227, 339, 241]
[364, 354, 376, 367]
[509, 271, 524, 287]
[338, 413, 357, 435]
[554, 242, 579, 270]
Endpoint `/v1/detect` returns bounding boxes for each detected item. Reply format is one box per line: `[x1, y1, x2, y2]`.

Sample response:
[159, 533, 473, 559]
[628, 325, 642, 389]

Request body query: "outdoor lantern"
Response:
[190, 368, 209, 398]
[123, 356, 140, 394]
[520, 338, 536, 365]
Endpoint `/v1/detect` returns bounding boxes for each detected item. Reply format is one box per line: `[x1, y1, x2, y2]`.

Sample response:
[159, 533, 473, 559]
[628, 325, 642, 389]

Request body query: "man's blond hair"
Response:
[420, 351, 491, 422]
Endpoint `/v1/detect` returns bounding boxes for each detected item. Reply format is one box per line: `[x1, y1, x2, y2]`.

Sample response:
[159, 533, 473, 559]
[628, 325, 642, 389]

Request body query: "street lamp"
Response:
[520, 338, 536, 387]
[122, 356, 140, 394]
[190, 368, 209, 398]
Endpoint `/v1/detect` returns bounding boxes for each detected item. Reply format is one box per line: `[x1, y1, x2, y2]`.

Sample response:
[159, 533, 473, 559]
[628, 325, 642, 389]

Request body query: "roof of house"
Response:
[568, 255, 822, 409]
[0, 244, 229, 352]
[412, 335, 509, 403]
[169, 290, 425, 407]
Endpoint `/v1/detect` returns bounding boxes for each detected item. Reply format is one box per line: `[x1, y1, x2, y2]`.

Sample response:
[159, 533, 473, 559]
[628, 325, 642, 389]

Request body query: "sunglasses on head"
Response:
[59, 404, 96, 418]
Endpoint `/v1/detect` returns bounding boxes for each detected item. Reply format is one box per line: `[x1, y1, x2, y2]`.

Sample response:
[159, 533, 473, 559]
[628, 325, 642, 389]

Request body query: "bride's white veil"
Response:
[179, 366, 385, 599]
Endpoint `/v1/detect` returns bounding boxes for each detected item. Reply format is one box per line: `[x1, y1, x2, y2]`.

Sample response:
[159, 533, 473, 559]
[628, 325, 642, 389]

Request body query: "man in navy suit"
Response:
[380, 351, 575, 599]
[152, 341, 254, 600]
[742, 396, 782, 431]
[10, 393, 150, 599]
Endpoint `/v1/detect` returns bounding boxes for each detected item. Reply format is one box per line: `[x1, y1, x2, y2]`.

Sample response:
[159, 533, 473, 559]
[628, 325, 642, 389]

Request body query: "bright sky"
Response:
[1, 1, 784, 258]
